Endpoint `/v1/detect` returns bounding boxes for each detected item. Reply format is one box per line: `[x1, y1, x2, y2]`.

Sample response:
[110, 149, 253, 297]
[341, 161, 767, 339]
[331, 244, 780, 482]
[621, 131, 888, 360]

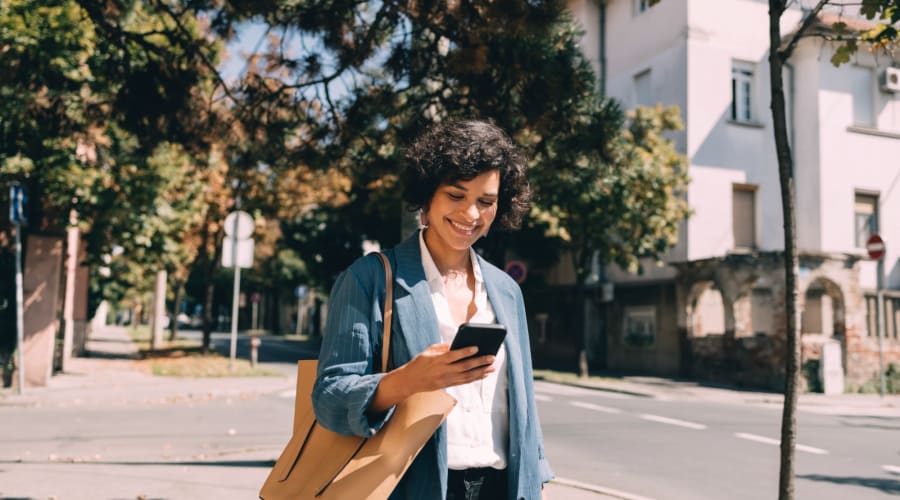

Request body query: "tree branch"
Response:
[779, 0, 830, 61]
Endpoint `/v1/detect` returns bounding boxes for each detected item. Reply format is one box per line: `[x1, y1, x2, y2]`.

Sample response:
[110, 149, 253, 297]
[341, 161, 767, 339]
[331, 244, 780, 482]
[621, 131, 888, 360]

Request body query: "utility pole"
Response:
[10, 182, 27, 394]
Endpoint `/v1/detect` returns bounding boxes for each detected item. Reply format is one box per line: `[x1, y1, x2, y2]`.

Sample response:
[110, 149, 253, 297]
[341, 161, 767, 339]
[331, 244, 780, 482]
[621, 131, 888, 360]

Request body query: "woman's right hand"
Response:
[368, 343, 495, 415]
[400, 343, 496, 393]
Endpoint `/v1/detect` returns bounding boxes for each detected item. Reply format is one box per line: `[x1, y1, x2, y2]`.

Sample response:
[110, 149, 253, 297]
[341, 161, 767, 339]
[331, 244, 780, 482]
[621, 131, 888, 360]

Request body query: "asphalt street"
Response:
[533, 380, 900, 500]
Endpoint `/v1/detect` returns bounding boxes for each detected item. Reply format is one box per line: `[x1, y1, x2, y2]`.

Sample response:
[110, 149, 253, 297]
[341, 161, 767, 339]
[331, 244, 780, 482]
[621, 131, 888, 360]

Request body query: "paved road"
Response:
[534, 380, 900, 500]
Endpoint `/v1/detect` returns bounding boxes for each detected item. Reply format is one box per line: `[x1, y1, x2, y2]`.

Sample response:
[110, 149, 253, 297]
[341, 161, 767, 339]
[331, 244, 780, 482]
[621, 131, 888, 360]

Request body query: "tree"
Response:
[208, 0, 690, 290]
[766, 2, 898, 498]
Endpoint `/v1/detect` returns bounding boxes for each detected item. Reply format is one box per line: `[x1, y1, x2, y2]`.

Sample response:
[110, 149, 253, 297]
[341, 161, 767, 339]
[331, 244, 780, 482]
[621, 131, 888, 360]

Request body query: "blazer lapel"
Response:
[479, 255, 528, 450]
[391, 232, 441, 364]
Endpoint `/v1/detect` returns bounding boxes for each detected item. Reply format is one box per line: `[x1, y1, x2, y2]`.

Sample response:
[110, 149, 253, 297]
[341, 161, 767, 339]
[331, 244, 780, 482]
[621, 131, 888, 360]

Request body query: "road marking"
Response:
[735, 433, 829, 455]
[553, 476, 656, 500]
[883, 465, 900, 474]
[278, 390, 295, 398]
[534, 394, 553, 402]
[639, 414, 707, 430]
[570, 401, 622, 414]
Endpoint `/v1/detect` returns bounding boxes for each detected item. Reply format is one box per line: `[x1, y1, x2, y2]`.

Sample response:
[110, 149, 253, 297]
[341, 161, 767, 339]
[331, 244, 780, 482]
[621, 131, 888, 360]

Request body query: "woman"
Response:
[313, 120, 552, 500]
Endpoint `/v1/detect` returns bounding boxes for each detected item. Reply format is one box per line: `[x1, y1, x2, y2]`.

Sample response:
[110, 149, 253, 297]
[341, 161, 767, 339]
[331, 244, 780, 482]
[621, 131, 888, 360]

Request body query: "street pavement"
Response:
[1, 325, 897, 500]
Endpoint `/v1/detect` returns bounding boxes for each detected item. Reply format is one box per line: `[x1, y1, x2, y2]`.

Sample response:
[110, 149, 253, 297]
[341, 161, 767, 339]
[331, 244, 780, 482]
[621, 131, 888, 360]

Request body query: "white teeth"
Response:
[449, 220, 476, 232]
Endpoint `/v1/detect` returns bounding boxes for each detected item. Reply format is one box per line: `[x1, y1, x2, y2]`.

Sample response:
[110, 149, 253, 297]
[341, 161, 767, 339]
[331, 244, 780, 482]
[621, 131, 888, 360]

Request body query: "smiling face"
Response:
[423, 169, 500, 259]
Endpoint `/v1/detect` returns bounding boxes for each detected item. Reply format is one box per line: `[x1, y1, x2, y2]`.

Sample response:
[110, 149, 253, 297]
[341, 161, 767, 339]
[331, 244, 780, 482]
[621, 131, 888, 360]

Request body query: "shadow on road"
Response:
[798, 474, 900, 494]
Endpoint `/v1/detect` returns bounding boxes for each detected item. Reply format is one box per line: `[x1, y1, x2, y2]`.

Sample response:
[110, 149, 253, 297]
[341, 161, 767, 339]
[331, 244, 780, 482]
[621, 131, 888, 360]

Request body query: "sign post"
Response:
[866, 234, 887, 397]
[10, 183, 27, 394]
[223, 210, 254, 370]
[294, 285, 308, 335]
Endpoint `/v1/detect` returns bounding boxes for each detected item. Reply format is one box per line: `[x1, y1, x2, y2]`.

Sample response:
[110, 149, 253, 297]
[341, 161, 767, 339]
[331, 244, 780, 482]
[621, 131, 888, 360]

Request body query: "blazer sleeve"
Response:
[312, 258, 395, 438]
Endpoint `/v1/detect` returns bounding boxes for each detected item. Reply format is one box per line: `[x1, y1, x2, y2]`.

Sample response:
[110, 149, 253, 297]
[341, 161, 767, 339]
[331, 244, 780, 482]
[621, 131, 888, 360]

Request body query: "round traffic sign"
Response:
[866, 234, 885, 260]
[224, 211, 254, 239]
[504, 260, 527, 284]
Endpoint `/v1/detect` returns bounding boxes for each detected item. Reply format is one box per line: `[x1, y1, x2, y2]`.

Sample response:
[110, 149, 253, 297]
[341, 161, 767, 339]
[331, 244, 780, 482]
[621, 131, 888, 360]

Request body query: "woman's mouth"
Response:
[448, 219, 478, 235]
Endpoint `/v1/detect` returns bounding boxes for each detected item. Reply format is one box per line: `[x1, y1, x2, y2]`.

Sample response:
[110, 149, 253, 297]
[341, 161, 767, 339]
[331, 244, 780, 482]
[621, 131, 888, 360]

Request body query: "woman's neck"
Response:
[423, 228, 470, 277]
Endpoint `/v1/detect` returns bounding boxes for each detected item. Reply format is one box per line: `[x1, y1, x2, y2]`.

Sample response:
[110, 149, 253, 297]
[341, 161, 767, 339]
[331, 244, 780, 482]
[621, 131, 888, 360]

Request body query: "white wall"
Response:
[681, 0, 803, 259]
[815, 49, 900, 289]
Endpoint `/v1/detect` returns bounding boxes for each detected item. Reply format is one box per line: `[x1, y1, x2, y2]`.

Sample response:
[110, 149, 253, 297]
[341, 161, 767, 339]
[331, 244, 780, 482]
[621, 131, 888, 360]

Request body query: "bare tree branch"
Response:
[780, 0, 830, 61]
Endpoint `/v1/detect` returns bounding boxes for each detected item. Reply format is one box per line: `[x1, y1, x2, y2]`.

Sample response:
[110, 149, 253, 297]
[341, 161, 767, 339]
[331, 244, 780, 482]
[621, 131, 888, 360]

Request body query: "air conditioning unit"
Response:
[880, 67, 900, 93]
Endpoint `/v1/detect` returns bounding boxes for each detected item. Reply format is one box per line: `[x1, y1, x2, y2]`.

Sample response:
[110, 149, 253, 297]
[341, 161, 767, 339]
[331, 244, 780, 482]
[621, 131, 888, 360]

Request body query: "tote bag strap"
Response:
[373, 252, 393, 373]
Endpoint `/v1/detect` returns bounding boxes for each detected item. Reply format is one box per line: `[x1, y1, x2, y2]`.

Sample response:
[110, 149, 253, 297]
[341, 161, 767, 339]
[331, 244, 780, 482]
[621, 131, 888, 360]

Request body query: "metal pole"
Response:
[877, 256, 886, 397]
[229, 216, 240, 371]
[295, 294, 302, 336]
[14, 222, 25, 394]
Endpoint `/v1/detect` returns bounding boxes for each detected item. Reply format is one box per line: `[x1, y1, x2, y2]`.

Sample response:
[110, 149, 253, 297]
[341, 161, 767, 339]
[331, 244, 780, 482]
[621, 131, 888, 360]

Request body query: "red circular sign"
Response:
[504, 260, 527, 284]
[866, 234, 885, 260]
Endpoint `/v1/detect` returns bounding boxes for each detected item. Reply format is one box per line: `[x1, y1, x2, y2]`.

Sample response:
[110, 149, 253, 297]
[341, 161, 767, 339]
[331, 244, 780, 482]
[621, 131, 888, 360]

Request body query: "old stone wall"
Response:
[674, 251, 891, 392]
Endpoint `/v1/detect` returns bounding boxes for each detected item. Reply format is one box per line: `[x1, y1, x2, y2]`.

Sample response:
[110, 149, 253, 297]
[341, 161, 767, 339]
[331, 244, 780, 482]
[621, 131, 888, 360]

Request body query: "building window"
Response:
[623, 306, 656, 348]
[634, 69, 652, 107]
[850, 66, 875, 127]
[733, 184, 757, 249]
[731, 62, 755, 122]
[854, 192, 878, 248]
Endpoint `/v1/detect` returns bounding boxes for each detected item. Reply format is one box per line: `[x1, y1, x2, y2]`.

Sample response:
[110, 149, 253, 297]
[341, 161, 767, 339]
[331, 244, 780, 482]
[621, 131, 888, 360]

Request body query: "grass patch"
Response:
[132, 338, 282, 378]
[148, 354, 283, 377]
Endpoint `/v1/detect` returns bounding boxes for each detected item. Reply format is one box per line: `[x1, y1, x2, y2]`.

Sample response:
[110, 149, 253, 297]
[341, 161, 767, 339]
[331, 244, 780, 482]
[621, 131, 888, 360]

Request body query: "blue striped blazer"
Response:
[312, 231, 553, 499]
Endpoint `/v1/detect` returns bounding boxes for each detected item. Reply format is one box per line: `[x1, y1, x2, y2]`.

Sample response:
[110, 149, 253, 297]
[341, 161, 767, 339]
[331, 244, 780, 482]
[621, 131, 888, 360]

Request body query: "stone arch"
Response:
[733, 277, 775, 338]
[801, 277, 845, 338]
[687, 280, 728, 338]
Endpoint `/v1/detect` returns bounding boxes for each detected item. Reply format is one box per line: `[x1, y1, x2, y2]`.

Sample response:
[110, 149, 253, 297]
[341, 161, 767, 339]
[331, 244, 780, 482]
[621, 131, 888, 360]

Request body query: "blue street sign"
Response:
[9, 183, 27, 225]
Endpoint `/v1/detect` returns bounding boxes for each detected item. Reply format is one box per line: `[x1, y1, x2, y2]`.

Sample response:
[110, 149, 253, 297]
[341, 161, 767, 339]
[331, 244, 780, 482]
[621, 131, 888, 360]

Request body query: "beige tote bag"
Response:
[260, 253, 456, 499]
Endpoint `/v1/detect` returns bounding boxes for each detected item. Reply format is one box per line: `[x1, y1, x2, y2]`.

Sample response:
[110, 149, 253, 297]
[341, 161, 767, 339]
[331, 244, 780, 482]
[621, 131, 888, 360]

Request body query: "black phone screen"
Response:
[449, 322, 507, 357]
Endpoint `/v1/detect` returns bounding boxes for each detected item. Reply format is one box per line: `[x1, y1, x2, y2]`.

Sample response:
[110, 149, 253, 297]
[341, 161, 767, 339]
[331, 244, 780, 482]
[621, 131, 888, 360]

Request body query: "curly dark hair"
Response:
[402, 120, 531, 231]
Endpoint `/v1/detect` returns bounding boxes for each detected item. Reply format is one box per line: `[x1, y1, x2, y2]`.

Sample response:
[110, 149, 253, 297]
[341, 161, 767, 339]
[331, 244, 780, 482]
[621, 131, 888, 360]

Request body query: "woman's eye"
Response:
[447, 193, 464, 201]
[478, 199, 496, 207]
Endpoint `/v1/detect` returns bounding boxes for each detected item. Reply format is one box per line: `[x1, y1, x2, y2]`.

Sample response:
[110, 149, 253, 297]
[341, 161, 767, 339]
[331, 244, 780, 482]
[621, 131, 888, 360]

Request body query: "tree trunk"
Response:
[768, 2, 801, 498]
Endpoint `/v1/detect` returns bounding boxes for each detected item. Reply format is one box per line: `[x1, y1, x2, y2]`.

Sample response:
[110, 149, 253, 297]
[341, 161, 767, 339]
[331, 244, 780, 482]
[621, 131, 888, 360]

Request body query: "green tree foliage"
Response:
[203, 0, 690, 289]
[830, 0, 900, 65]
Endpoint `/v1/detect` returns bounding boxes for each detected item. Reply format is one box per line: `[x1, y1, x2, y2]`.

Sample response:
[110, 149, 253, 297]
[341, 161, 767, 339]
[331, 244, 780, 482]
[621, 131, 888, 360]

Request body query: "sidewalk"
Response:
[0, 325, 295, 409]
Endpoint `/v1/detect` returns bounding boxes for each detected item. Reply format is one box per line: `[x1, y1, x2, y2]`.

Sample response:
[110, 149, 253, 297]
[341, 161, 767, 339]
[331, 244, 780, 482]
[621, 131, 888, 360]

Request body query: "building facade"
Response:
[536, 0, 900, 391]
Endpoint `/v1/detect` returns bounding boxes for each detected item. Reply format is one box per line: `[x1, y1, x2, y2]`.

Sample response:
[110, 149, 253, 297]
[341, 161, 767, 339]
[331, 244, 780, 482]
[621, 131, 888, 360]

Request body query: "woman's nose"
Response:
[465, 202, 480, 220]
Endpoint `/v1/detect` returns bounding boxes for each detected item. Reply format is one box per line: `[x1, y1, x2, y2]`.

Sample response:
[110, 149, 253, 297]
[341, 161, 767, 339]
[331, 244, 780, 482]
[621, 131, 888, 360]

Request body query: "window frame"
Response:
[731, 61, 756, 123]
[732, 183, 758, 249]
[854, 191, 879, 249]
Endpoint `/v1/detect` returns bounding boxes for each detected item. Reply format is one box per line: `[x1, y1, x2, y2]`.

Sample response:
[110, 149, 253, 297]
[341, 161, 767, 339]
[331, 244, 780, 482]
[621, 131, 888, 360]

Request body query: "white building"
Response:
[539, 0, 900, 389]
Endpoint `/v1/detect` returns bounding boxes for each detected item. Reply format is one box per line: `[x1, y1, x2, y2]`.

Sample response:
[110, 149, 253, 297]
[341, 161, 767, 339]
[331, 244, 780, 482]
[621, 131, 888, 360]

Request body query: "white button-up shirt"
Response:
[419, 231, 509, 470]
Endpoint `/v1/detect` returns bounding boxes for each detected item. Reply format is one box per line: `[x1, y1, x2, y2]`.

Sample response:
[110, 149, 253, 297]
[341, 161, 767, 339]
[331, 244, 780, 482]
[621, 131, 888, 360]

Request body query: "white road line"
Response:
[735, 433, 829, 455]
[639, 414, 707, 430]
[534, 394, 553, 402]
[796, 444, 829, 455]
[278, 390, 295, 398]
[570, 401, 622, 414]
[882, 465, 900, 474]
[553, 476, 656, 500]
[735, 432, 779, 446]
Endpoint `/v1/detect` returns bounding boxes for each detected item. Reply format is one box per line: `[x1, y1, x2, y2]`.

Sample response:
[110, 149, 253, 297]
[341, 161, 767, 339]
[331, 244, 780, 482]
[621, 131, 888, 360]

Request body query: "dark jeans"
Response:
[447, 467, 508, 500]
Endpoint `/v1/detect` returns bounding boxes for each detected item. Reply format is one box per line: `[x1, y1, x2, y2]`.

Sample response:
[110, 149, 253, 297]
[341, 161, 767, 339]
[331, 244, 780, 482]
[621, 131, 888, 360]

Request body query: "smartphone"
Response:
[449, 322, 507, 359]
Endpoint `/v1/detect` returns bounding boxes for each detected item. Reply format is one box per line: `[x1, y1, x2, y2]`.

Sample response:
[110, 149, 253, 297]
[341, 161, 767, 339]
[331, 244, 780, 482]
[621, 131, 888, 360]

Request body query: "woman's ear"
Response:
[419, 210, 429, 228]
